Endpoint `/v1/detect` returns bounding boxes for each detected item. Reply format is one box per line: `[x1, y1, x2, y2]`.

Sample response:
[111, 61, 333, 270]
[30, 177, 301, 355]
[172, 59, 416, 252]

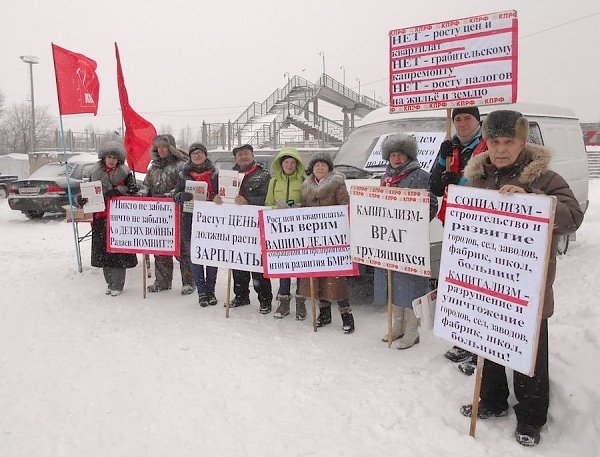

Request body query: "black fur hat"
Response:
[307, 152, 334, 174]
[98, 140, 126, 162]
[451, 107, 480, 121]
[381, 133, 418, 161]
[483, 110, 529, 141]
[153, 134, 176, 148]
[188, 142, 208, 156]
[232, 144, 254, 156]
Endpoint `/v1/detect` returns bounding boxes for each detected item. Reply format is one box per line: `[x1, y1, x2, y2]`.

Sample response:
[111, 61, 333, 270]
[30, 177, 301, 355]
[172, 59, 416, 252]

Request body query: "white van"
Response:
[334, 102, 589, 279]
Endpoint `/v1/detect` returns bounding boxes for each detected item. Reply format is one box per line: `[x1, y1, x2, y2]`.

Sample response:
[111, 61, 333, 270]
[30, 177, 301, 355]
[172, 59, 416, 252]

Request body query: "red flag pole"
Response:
[51, 42, 83, 273]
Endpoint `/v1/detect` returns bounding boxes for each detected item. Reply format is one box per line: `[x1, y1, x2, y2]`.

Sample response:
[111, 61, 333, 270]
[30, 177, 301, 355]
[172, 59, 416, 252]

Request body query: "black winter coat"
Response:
[90, 163, 138, 269]
[234, 163, 271, 206]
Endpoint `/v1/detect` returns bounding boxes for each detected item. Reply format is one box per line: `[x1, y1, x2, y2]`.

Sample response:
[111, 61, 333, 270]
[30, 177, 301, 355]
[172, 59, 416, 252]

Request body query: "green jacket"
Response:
[265, 148, 306, 207]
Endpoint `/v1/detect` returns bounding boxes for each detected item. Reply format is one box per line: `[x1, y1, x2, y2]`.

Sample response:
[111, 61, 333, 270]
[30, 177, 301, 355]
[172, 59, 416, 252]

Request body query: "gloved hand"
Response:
[77, 195, 88, 206]
[439, 140, 453, 158]
[181, 192, 194, 201]
[104, 188, 121, 199]
[115, 185, 128, 195]
[440, 171, 461, 188]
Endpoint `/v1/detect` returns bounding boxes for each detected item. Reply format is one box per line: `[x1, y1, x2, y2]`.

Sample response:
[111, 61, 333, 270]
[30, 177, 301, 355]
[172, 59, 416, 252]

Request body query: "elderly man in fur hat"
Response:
[139, 134, 195, 295]
[458, 110, 584, 447]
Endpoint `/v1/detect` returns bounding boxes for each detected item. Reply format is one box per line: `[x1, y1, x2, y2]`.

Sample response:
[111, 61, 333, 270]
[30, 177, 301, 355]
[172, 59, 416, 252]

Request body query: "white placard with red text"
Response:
[258, 205, 358, 278]
[107, 197, 180, 256]
[191, 202, 263, 273]
[389, 10, 518, 112]
[434, 185, 555, 375]
[349, 185, 431, 277]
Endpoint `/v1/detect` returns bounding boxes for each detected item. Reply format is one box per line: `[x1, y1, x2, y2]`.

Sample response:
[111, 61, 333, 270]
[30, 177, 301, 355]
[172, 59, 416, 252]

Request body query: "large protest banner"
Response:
[191, 202, 263, 273]
[363, 132, 446, 173]
[433, 185, 556, 376]
[258, 205, 358, 278]
[107, 197, 180, 256]
[389, 10, 518, 113]
[349, 185, 432, 277]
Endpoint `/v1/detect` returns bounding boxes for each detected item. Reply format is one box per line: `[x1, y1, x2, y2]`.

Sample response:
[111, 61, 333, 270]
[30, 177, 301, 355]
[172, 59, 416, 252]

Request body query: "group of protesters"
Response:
[85, 107, 583, 447]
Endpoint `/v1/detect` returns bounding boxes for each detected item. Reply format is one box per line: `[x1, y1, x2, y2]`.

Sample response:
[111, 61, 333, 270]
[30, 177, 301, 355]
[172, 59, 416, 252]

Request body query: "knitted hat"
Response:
[98, 140, 126, 162]
[307, 152, 334, 173]
[232, 144, 254, 156]
[188, 142, 208, 156]
[381, 133, 418, 161]
[451, 107, 480, 122]
[483, 110, 529, 141]
[153, 134, 176, 148]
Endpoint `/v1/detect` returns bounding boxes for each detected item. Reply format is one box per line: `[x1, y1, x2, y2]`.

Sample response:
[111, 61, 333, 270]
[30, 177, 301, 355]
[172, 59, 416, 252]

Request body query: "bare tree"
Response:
[0, 103, 57, 154]
[0, 91, 5, 118]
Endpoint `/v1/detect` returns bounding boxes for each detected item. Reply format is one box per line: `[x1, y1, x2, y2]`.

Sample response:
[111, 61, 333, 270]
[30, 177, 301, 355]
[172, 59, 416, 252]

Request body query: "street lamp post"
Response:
[340, 65, 346, 86]
[356, 77, 361, 98]
[20, 55, 39, 152]
[319, 51, 326, 75]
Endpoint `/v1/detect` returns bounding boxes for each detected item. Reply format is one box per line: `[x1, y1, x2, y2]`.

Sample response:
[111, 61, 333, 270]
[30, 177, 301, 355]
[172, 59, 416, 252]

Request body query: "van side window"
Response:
[528, 122, 543, 145]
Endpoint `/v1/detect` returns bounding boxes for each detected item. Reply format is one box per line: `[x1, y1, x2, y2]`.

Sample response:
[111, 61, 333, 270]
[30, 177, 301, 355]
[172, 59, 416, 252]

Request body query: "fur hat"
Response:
[451, 107, 480, 122]
[153, 134, 176, 148]
[483, 110, 529, 141]
[232, 144, 254, 156]
[188, 142, 207, 156]
[381, 133, 418, 161]
[98, 140, 126, 162]
[307, 152, 334, 173]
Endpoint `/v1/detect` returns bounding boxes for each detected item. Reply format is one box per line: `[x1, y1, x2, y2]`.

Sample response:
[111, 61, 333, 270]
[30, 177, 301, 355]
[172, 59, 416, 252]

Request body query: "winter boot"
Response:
[396, 308, 420, 350]
[515, 423, 541, 447]
[147, 283, 171, 293]
[445, 346, 473, 363]
[228, 295, 250, 308]
[460, 402, 509, 419]
[341, 311, 355, 334]
[273, 295, 291, 319]
[295, 296, 307, 321]
[259, 300, 272, 314]
[207, 292, 218, 306]
[198, 294, 209, 307]
[381, 305, 405, 342]
[316, 302, 332, 327]
[181, 284, 195, 295]
[457, 354, 478, 376]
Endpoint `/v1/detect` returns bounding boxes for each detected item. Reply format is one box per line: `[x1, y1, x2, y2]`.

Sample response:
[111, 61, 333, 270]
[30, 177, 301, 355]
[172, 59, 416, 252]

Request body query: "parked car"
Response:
[0, 175, 19, 199]
[7, 157, 97, 219]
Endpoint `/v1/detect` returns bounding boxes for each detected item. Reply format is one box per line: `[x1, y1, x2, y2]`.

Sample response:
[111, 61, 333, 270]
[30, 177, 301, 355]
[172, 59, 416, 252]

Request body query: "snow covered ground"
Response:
[1, 182, 599, 457]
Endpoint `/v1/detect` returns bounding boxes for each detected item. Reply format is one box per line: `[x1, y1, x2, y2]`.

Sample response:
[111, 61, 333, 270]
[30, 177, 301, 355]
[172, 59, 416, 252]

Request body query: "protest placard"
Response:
[259, 205, 358, 278]
[350, 185, 431, 277]
[363, 132, 446, 173]
[191, 202, 263, 273]
[107, 197, 180, 256]
[433, 185, 555, 375]
[80, 180, 105, 213]
[217, 169, 243, 203]
[183, 180, 208, 213]
[389, 10, 518, 113]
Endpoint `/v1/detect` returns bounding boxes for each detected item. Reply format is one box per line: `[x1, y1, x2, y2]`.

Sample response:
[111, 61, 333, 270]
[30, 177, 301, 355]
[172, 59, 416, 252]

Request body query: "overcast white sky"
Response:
[1, 0, 599, 138]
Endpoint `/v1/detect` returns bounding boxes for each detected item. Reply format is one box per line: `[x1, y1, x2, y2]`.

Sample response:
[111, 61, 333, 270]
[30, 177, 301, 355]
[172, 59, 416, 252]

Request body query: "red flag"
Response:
[51, 43, 99, 115]
[115, 43, 156, 173]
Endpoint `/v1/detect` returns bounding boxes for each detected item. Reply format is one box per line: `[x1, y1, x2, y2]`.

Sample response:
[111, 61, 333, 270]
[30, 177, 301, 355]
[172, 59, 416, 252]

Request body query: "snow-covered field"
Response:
[1, 182, 599, 457]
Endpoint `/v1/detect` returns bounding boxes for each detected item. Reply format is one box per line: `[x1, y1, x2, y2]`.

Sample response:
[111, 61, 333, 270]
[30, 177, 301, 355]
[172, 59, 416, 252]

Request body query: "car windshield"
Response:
[334, 118, 447, 170]
[29, 163, 76, 179]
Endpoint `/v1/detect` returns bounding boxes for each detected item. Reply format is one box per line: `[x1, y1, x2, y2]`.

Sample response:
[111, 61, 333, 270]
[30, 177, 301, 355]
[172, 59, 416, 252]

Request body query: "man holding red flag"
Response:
[429, 106, 487, 375]
[52, 43, 99, 116]
[115, 43, 156, 173]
